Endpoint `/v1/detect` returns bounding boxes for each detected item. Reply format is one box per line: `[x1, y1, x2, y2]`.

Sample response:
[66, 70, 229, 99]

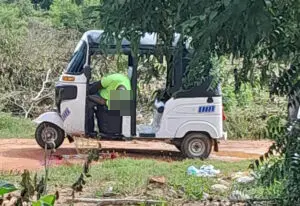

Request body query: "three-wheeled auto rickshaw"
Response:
[34, 30, 227, 158]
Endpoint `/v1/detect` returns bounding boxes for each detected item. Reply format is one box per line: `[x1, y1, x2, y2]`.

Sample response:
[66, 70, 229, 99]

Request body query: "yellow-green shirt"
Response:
[99, 73, 131, 107]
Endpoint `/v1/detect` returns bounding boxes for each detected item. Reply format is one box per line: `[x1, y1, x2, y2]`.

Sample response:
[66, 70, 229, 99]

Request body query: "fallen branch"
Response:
[67, 198, 166, 205]
[32, 68, 51, 102]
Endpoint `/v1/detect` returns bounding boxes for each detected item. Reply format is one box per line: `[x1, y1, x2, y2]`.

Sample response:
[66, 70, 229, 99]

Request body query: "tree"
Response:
[90, 0, 300, 204]
[92, 0, 300, 117]
[93, 0, 299, 90]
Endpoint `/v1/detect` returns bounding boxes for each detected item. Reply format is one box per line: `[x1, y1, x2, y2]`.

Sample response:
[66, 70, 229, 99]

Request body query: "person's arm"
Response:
[88, 93, 107, 105]
[97, 95, 107, 105]
[88, 81, 103, 95]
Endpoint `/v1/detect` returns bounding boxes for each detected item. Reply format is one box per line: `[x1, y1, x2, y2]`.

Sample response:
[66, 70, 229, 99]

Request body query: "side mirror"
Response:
[83, 65, 91, 80]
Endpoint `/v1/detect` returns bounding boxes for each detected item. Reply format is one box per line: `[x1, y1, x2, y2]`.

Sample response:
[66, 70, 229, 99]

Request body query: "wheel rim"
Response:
[41, 126, 58, 144]
[188, 138, 206, 156]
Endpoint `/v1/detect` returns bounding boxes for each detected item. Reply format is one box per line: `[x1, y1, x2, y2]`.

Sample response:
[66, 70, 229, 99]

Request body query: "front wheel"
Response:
[35, 122, 65, 149]
[181, 133, 212, 159]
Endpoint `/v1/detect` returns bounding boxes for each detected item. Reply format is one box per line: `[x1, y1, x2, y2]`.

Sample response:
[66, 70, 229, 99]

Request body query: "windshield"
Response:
[65, 40, 87, 74]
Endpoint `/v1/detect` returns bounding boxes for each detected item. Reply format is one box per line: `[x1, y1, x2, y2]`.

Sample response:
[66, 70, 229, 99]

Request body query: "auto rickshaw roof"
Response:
[82, 30, 191, 54]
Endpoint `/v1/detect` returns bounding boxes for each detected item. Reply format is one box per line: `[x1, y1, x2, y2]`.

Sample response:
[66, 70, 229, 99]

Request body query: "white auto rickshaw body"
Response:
[34, 30, 227, 158]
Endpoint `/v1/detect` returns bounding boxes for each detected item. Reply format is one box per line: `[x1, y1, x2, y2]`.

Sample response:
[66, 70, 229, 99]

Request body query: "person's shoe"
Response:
[86, 131, 98, 138]
[98, 133, 124, 141]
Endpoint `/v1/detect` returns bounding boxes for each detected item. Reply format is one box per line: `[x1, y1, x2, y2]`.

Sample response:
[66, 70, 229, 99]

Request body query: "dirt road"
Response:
[0, 138, 272, 171]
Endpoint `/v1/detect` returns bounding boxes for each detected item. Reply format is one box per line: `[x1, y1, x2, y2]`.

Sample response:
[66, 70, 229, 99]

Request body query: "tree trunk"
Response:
[288, 87, 300, 121]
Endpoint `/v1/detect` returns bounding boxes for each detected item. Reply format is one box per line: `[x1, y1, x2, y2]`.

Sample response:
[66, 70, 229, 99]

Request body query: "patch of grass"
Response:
[246, 181, 284, 199]
[0, 158, 251, 200]
[0, 112, 35, 138]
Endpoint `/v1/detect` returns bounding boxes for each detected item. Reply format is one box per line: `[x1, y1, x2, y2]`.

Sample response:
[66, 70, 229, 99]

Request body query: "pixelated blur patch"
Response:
[108, 90, 133, 116]
[110, 90, 132, 100]
[109, 100, 133, 116]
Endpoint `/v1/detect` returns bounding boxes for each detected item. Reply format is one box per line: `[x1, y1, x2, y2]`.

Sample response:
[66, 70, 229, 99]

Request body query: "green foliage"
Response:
[32, 194, 56, 206]
[0, 2, 27, 31]
[1, 159, 251, 201]
[17, 0, 35, 16]
[218, 56, 287, 139]
[224, 99, 286, 139]
[49, 0, 99, 31]
[265, 115, 287, 140]
[0, 181, 17, 195]
[283, 121, 300, 205]
[247, 119, 300, 205]
[244, 179, 284, 200]
[0, 1, 80, 118]
[50, 0, 83, 30]
[20, 170, 35, 202]
[40, 0, 53, 10]
[89, 1, 297, 203]
[0, 173, 56, 205]
[0, 0, 291, 141]
[95, 0, 299, 89]
[0, 113, 35, 138]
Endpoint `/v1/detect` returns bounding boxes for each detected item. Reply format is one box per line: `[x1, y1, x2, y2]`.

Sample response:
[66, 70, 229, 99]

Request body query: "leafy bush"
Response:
[216, 56, 287, 139]
[0, 0, 290, 141]
[224, 96, 286, 139]
[49, 0, 99, 31]
[0, 181, 17, 195]
[0, 180, 56, 205]
[37, 0, 53, 10]
[0, 2, 80, 118]
[245, 118, 300, 205]
[50, 0, 83, 30]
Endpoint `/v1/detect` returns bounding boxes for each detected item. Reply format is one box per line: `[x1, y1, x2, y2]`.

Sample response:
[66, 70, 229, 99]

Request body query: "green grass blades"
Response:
[0, 181, 18, 195]
[1, 158, 251, 201]
[0, 113, 35, 138]
[31, 194, 56, 206]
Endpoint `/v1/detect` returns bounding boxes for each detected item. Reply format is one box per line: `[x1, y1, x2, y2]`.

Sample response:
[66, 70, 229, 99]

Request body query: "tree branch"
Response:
[32, 68, 51, 102]
[67, 198, 166, 205]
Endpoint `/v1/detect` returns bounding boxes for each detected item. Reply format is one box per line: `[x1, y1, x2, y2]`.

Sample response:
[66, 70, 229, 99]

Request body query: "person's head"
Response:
[117, 85, 126, 90]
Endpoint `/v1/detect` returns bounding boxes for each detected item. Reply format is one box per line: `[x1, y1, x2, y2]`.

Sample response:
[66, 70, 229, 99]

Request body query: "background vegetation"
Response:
[0, 0, 299, 205]
[0, 0, 288, 139]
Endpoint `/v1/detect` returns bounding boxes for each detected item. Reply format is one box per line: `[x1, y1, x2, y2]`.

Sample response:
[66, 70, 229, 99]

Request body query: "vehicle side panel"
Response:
[156, 97, 223, 139]
[58, 74, 87, 134]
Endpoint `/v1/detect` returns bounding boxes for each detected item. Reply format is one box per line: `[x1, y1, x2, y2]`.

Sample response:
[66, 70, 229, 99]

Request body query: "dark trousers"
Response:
[86, 99, 97, 134]
[86, 100, 109, 134]
[86, 99, 123, 135]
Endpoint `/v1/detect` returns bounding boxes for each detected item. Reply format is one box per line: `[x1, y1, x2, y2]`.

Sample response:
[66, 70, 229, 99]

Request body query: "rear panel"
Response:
[156, 97, 223, 139]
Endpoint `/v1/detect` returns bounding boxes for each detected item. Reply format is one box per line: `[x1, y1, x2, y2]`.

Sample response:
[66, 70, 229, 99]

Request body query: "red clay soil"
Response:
[0, 138, 273, 172]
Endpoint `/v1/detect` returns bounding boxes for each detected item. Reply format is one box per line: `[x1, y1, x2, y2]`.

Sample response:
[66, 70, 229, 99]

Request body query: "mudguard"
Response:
[33, 112, 64, 130]
[175, 121, 219, 138]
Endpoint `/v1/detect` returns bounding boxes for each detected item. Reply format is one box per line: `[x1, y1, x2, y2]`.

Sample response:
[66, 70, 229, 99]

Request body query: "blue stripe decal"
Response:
[198, 105, 215, 113]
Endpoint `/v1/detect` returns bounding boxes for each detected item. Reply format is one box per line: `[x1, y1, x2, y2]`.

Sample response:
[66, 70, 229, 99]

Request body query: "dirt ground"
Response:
[0, 138, 272, 171]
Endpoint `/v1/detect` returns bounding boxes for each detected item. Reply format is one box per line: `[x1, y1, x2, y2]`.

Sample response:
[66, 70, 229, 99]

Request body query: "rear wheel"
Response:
[181, 133, 212, 159]
[35, 122, 65, 149]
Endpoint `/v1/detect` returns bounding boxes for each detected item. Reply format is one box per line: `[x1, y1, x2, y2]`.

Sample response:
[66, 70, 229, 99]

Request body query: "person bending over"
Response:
[87, 73, 131, 136]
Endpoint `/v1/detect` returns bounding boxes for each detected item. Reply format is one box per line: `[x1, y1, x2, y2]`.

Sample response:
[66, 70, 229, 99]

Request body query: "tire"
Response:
[181, 133, 212, 159]
[35, 122, 65, 149]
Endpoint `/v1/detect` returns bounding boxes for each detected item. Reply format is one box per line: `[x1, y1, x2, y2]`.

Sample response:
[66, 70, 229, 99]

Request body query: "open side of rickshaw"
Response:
[34, 30, 227, 159]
